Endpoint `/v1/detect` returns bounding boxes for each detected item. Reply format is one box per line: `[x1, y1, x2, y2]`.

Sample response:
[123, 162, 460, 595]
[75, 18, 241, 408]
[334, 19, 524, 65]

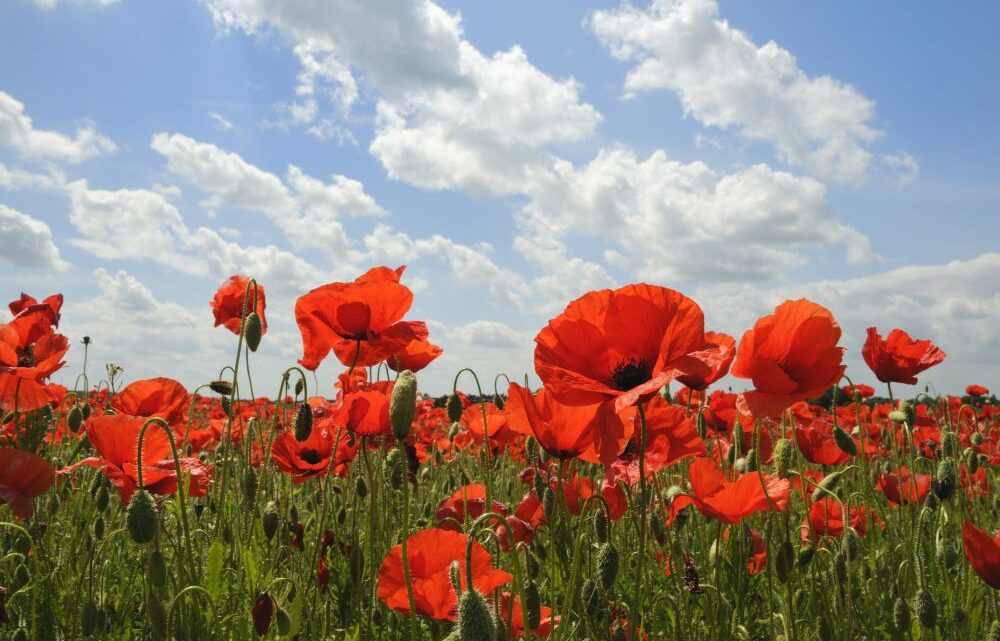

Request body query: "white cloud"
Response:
[0, 163, 66, 191]
[0, 203, 68, 270]
[33, 0, 120, 8]
[208, 111, 235, 131]
[450, 320, 526, 349]
[589, 0, 896, 183]
[0, 90, 115, 163]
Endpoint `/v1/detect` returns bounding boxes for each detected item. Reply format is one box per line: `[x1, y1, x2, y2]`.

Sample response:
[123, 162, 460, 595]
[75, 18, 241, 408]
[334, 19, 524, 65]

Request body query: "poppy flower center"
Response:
[299, 449, 322, 465]
[609, 358, 652, 391]
[17, 345, 35, 368]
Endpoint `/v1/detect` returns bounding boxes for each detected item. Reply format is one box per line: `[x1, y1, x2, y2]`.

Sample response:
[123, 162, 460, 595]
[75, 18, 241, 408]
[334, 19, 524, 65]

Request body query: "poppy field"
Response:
[0, 267, 996, 641]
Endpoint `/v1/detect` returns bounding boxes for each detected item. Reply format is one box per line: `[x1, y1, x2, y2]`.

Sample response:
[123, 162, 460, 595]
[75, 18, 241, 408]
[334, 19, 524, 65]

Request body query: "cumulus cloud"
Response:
[0, 163, 66, 191]
[589, 0, 900, 184]
[0, 90, 115, 163]
[0, 203, 68, 270]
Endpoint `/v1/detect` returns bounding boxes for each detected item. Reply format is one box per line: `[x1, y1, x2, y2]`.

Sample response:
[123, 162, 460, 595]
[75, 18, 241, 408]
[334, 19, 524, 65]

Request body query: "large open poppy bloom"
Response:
[62, 413, 210, 503]
[210, 275, 268, 337]
[376, 527, 512, 621]
[295, 265, 428, 370]
[962, 520, 1000, 589]
[271, 426, 354, 483]
[0, 448, 55, 518]
[666, 457, 789, 526]
[387, 339, 443, 373]
[534, 284, 717, 413]
[8, 292, 63, 327]
[611, 396, 704, 483]
[505, 382, 633, 463]
[861, 327, 946, 385]
[731, 299, 845, 419]
[110, 377, 190, 426]
[0, 309, 69, 410]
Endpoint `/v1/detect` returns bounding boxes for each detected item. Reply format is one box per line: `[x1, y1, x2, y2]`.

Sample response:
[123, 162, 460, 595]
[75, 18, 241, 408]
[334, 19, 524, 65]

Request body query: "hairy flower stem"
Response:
[631, 403, 650, 634]
[398, 440, 418, 641]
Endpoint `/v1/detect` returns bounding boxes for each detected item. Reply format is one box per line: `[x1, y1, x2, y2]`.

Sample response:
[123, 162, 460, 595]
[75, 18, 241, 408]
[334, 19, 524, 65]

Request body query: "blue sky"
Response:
[1, 0, 997, 397]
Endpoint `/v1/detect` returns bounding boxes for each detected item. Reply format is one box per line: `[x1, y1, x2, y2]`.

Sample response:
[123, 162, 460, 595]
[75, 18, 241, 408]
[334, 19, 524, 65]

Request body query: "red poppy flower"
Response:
[611, 396, 704, 483]
[210, 275, 267, 336]
[8, 292, 63, 327]
[271, 426, 355, 483]
[804, 498, 877, 540]
[666, 457, 789, 525]
[674, 331, 735, 391]
[723, 527, 768, 575]
[387, 339, 443, 373]
[0, 310, 69, 410]
[0, 448, 55, 518]
[496, 592, 557, 638]
[731, 299, 846, 419]
[295, 265, 428, 370]
[435, 484, 507, 530]
[966, 384, 989, 397]
[962, 520, 1000, 589]
[62, 413, 209, 503]
[110, 377, 190, 426]
[534, 284, 716, 413]
[460, 401, 514, 448]
[861, 327, 945, 385]
[842, 384, 875, 399]
[794, 420, 855, 465]
[506, 383, 633, 463]
[338, 380, 393, 437]
[876, 467, 931, 506]
[376, 527, 512, 621]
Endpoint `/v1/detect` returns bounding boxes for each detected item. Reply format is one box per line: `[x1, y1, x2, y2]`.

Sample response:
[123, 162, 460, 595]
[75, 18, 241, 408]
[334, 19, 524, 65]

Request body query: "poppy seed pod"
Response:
[68, 404, 83, 432]
[390, 370, 417, 441]
[932, 459, 957, 500]
[242, 466, 258, 505]
[596, 542, 620, 591]
[523, 580, 541, 630]
[457, 590, 495, 641]
[892, 596, 910, 632]
[243, 311, 263, 352]
[446, 393, 464, 422]
[773, 438, 793, 478]
[914, 589, 936, 629]
[293, 403, 313, 442]
[832, 425, 857, 457]
[252, 592, 274, 636]
[126, 490, 158, 544]
[209, 380, 233, 396]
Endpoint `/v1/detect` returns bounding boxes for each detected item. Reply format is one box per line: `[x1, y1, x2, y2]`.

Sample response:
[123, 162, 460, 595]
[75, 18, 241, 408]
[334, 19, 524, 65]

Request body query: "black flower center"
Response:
[17, 345, 35, 368]
[300, 449, 322, 465]
[609, 358, 652, 391]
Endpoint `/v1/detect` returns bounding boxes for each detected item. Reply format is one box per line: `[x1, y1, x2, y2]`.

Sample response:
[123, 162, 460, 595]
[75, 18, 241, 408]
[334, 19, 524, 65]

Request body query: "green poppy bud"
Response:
[594, 509, 609, 544]
[773, 438, 793, 478]
[832, 425, 857, 456]
[146, 586, 168, 640]
[243, 466, 258, 505]
[81, 402, 92, 419]
[126, 490, 158, 544]
[523, 580, 541, 630]
[596, 542, 620, 591]
[892, 596, 910, 633]
[446, 393, 464, 422]
[940, 429, 959, 458]
[148, 549, 168, 589]
[276, 607, 292, 636]
[294, 403, 313, 442]
[243, 312, 263, 352]
[68, 405, 83, 432]
[93, 515, 105, 541]
[914, 589, 936, 629]
[933, 459, 956, 500]
[209, 380, 233, 396]
[81, 599, 100, 635]
[812, 469, 846, 501]
[390, 370, 418, 441]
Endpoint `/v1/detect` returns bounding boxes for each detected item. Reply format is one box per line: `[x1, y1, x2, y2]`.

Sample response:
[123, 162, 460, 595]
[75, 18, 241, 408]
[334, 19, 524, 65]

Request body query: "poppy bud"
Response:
[194, 501, 205, 519]
[89, 472, 104, 499]
[252, 592, 274, 636]
[294, 377, 305, 397]
[386, 449, 405, 490]
[95, 485, 110, 512]
[221, 396, 233, 417]
[965, 447, 979, 474]
[68, 405, 83, 432]
[744, 448, 759, 472]
[970, 431, 985, 446]
[457, 589, 494, 641]
[773, 438, 792, 478]
[651, 515, 666, 546]
[596, 542, 620, 591]
[594, 509, 609, 544]
[355, 476, 368, 498]
[336, 506, 347, 526]
[390, 370, 417, 441]
[776, 541, 793, 583]
[146, 587, 168, 640]
[126, 490, 158, 544]
[797, 544, 815, 568]
[81, 402, 92, 419]
[935, 534, 959, 569]
[914, 589, 936, 629]
[449, 560, 462, 597]
[210, 380, 233, 396]
[888, 409, 907, 423]
[276, 606, 292, 635]
[990, 620, 1000, 641]
[244, 312, 263, 352]
[525, 437, 539, 463]
[842, 528, 861, 562]
[149, 549, 168, 589]
[243, 466, 258, 505]
[893, 596, 910, 632]
[293, 403, 313, 442]
[523, 579, 541, 630]
[832, 425, 857, 457]
[582, 578, 602, 612]
[542, 487, 555, 520]
[932, 459, 956, 500]
[446, 393, 463, 422]
[81, 599, 99, 635]
[812, 469, 846, 501]
[940, 429, 959, 458]
[12, 629, 27, 641]
[526, 553, 540, 579]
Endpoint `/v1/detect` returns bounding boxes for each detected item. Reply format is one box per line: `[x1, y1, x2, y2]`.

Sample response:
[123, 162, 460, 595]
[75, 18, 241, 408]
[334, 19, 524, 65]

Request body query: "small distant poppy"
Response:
[876, 467, 931, 506]
[965, 384, 989, 397]
[271, 426, 354, 483]
[210, 275, 267, 336]
[862, 327, 945, 385]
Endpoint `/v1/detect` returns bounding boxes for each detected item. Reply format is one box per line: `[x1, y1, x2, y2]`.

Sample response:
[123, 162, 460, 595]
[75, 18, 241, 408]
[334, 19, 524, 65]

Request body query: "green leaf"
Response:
[206, 540, 224, 601]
